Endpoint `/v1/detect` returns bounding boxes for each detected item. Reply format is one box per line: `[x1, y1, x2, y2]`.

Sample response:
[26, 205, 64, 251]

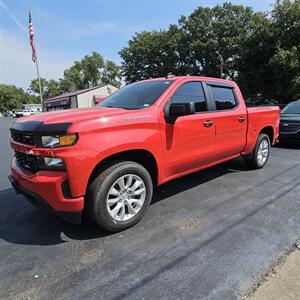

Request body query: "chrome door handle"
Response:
[238, 116, 246, 122]
[203, 120, 214, 127]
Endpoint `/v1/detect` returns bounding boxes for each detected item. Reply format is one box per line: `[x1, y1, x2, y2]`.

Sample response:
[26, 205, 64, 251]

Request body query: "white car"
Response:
[15, 110, 34, 118]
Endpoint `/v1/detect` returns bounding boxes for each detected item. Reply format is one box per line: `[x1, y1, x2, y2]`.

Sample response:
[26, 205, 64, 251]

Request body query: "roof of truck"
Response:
[140, 75, 236, 85]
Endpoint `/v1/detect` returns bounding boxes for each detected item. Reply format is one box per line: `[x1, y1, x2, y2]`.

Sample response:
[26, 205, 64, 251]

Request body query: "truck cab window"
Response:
[211, 86, 237, 110]
[170, 82, 207, 112]
[100, 80, 174, 110]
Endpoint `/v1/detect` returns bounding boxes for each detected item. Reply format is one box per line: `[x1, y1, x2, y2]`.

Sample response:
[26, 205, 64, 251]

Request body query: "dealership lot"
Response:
[0, 118, 300, 299]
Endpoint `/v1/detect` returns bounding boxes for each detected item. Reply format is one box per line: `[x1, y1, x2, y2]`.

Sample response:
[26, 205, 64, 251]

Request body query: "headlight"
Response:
[40, 134, 77, 148]
[39, 157, 65, 169]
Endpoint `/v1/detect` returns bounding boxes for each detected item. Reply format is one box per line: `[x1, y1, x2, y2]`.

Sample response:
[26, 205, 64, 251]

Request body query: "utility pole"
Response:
[216, 51, 224, 79]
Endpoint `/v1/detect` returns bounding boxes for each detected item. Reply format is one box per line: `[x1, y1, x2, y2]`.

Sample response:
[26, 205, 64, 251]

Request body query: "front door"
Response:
[161, 81, 216, 179]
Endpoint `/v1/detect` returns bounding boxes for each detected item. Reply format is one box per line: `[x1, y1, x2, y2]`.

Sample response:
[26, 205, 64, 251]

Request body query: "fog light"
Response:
[39, 157, 65, 169]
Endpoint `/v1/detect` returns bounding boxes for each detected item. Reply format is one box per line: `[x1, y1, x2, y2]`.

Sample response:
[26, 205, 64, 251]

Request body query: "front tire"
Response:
[244, 133, 270, 170]
[86, 161, 153, 232]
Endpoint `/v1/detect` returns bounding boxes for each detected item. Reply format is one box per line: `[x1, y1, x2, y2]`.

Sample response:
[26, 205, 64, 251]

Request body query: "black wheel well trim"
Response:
[259, 126, 274, 144]
[86, 149, 159, 192]
[244, 127, 274, 160]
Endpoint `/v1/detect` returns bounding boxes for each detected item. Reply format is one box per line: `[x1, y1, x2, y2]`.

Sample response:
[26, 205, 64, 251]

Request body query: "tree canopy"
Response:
[0, 84, 38, 112]
[29, 78, 61, 100]
[59, 51, 122, 92]
[120, 0, 300, 103]
[1, 1, 299, 112]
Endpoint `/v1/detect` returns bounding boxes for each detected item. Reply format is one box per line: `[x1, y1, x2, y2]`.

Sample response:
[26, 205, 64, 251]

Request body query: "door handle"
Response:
[238, 116, 246, 122]
[203, 120, 214, 127]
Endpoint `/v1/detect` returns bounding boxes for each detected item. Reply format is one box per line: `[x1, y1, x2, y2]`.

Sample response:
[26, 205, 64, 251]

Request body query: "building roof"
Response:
[44, 84, 106, 102]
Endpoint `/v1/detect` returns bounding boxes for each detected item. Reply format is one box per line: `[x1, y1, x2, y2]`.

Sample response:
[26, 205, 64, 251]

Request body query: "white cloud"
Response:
[0, 30, 72, 89]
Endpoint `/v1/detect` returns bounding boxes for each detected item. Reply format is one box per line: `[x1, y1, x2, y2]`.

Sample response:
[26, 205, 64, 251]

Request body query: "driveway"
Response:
[0, 118, 300, 299]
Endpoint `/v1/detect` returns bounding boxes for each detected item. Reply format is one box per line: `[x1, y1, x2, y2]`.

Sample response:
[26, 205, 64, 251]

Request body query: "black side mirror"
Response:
[165, 102, 195, 124]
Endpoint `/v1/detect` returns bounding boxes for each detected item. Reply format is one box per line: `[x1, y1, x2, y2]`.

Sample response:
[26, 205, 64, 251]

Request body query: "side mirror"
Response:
[165, 102, 195, 124]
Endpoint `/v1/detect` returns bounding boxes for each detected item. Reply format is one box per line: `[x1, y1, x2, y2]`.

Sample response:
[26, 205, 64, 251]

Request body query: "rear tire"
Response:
[86, 160, 153, 232]
[244, 133, 270, 170]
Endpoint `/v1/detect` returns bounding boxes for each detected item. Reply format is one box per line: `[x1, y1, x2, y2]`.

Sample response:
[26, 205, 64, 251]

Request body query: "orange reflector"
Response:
[59, 135, 77, 146]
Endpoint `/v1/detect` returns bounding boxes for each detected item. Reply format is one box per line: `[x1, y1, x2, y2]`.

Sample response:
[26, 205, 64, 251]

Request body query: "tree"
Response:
[29, 78, 61, 100]
[235, 12, 274, 99]
[120, 25, 185, 83]
[266, 0, 300, 102]
[0, 84, 38, 112]
[59, 51, 122, 91]
[119, 1, 300, 103]
[102, 60, 122, 88]
[178, 3, 258, 79]
[120, 3, 260, 83]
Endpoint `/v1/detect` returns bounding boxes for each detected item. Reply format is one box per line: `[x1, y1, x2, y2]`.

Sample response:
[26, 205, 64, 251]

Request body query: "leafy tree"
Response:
[120, 1, 300, 103]
[120, 25, 185, 83]
[120, 3, 259, 82]
[267, 0, 300, 102]
[29, 78, 61, 100]
[178, 3, 257, 79]
[0, 84, 38, 112]
[235, 12, 274, 98]
[60, 51, 122, 91]
[102, 60, 122, 88]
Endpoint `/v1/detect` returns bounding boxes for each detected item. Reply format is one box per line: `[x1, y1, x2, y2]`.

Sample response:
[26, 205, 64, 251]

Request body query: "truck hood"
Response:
[12, 107, 156, 134]
[16, 107, 129, 124]
[280, 113, 300, 122]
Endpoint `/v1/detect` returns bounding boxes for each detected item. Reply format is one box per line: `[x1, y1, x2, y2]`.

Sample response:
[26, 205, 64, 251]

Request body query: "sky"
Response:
[0, 0, 276, 90]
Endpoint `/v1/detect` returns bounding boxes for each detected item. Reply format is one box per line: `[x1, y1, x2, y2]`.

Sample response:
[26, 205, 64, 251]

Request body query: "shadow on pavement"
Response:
[0, 157, 249, 247]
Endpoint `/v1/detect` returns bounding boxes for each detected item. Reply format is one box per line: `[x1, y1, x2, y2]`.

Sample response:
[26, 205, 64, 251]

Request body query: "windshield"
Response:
[281, 102, 300, 114]
[100, 80, 174, 110]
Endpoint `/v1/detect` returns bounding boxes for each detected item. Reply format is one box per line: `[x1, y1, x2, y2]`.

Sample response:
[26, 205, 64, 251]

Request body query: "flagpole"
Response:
[34, 49, 43, 104]
[29, 9, 43, 105]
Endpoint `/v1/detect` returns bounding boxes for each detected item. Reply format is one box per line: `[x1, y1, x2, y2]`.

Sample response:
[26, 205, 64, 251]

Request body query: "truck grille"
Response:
[11, 130, 36, 146]
[15, 151, 40, 172]
[279, 123, 300, 133]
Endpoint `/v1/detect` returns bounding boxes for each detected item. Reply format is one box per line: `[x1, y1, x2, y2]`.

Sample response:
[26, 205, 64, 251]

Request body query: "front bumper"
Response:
[10, 157, 84, 223]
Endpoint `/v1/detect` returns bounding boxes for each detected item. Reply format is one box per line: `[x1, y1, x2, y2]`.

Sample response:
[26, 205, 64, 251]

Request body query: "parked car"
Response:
[2, 111, 14, 117]
[9, 76, 280, 232]
[279, 100, 300, 144]
[14, 110, 33, 118]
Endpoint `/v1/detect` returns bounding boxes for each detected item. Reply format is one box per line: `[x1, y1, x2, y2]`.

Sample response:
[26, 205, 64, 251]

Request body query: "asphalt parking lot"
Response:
[0, 118, 300, 300]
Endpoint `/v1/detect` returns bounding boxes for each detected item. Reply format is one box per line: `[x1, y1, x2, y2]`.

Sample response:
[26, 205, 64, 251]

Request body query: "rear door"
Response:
[206, 82, 247, 161]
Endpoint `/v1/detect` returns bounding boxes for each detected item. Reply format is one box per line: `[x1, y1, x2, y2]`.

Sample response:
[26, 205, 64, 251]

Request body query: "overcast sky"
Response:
[0, 0, 275, 90]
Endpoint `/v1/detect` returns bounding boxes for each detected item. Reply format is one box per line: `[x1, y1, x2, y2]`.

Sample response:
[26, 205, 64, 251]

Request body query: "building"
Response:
[43, 84, 118, 111]
[23, 103, 43, 112]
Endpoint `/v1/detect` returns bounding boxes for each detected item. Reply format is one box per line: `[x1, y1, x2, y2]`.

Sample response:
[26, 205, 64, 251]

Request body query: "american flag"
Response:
[29, 11, 36, 63]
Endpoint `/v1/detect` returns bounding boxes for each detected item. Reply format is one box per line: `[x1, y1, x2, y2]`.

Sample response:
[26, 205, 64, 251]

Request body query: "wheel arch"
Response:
[259, 126, 274, 144]
[86, 149, 159, 193]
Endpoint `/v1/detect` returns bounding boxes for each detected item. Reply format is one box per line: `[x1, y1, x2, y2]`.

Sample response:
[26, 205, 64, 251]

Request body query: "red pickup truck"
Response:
[9, 76, 280, 232]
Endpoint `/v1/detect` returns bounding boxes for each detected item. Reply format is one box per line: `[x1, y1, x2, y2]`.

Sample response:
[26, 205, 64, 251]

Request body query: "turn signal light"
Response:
[59, 135, 77, 146]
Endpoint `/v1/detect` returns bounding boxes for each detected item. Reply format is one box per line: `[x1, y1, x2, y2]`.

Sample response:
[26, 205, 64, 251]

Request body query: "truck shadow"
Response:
[0, 157, 247, 246]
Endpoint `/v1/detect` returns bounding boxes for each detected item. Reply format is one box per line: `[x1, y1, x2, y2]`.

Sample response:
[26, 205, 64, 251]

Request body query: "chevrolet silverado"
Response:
[9, 76, 280, 232]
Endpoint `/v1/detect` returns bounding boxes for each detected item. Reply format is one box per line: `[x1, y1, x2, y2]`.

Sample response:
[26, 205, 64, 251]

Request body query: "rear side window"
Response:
[211, 86, 237, 110]
[170, 82, 207, 112]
